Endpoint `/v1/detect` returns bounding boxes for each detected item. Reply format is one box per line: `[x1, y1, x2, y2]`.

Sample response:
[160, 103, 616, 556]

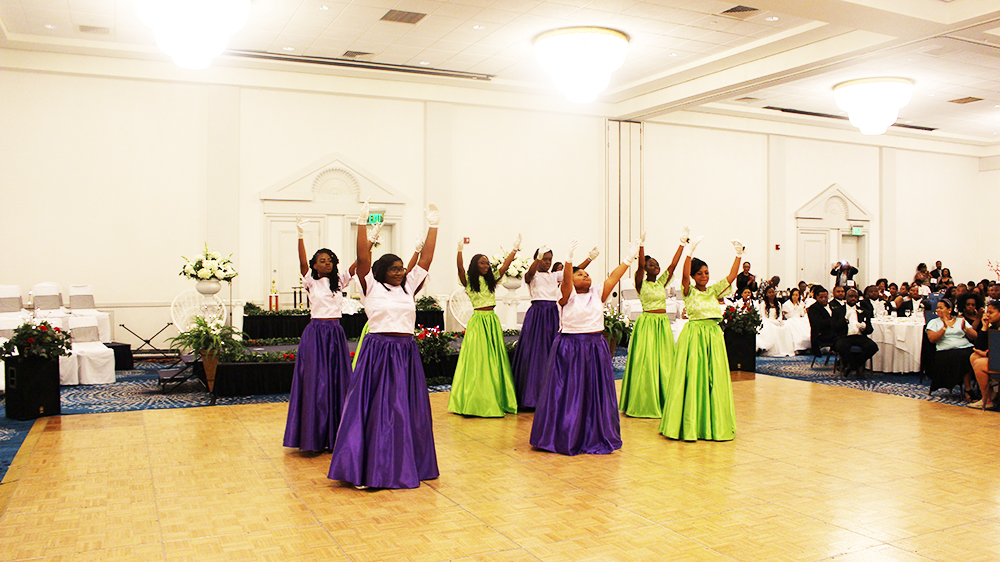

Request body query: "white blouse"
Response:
[360, 265, 429, 333]
[528, 270, 564, 302]
[561, 286, 605, 334]
[781, 300, 806, 319]
[303, 272, 352, 319]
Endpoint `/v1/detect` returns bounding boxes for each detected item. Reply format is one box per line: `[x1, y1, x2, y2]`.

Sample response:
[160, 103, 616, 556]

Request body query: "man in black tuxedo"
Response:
[860, 285, 881, 317]
[807, 285, 839, 357]
[834, 288, 879, 377]
[831, 285, 847, 310]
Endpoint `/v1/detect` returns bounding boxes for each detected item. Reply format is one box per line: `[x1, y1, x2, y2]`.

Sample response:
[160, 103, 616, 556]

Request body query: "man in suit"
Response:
[860, 285, 882, 317]
[831, 285, 848, 310]
[834, 288, 880, 377]
[807, 285, 839, 357]
[896, 284, 925, 318]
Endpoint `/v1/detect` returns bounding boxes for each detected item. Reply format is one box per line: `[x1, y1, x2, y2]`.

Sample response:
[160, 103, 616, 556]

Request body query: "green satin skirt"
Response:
[447, 310, 517, 417]
[619, 312, 675, 418]
[659, 319, 736, 441]
[351, 322, 370, 369]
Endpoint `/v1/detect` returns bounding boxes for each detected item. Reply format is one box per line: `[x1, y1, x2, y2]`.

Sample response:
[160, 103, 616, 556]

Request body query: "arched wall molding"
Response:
[794, 183, 871, 286]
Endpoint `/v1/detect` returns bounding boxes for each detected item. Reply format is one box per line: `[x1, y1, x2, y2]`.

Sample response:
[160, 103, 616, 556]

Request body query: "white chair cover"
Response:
[67, 316, 115, 385]
[0, 316, 22, 393]
[68, 284, 112, 342]
[0, 285, 29, 320]
[32, 282, 70, 321]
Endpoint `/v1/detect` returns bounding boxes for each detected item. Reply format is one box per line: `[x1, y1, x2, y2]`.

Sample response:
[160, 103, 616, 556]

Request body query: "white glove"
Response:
[623, 240, 641, 265]
[367, 221, 383, 244]
[567, 239, 578, 261]
[457, 238, 465, 252]
[296, 215, 307, 239]
[415, 238, 425, 252]
[689, 235, 703, 254]
[679, 226, 690, 245]
[731, 239, 745, 257]
[639, 229, 648, 246]
[357, 198, 371, 226]
[588, 246, 600, 260]
[535, 246, 550, 260]
[512, 233, 522, 252]
[425, 204, 441, 227]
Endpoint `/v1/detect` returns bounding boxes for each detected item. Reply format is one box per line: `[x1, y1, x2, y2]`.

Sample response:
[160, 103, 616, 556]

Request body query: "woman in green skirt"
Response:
[619, 228, 685, 418]
[447, 236, 520, 417]
[659, 236, 743, 441]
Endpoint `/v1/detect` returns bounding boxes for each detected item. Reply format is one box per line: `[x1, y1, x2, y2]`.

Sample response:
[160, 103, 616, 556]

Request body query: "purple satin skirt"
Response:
[283, 319, 352, 452]
[529, 332, 622, 456]
[328, 334, 439, 489]
[511, 300, 560, 409]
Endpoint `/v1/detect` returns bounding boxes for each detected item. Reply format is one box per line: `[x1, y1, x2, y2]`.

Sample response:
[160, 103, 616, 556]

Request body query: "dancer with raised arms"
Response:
[530, 239, 639, 455]
[511, 244, 596, 409]
[619, 229, 685, 418]
[328, 201, 440, 489]
[447, 237, 521, 417]
[283, 216, 353, 452]
[660, 236, 742, 442]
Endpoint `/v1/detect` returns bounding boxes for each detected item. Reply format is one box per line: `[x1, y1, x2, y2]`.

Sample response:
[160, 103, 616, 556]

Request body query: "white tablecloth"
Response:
[870, 318, 924, 373]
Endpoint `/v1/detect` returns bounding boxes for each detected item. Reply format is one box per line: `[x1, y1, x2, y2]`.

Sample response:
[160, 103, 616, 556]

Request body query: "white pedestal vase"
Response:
[194, 279, 227, 325]
[501, 277, 522, 329]
[196, 279, 222, 296]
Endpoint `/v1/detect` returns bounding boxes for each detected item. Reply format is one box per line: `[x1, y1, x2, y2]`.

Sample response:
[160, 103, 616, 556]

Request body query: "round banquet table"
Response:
[870, 317, 924, 373]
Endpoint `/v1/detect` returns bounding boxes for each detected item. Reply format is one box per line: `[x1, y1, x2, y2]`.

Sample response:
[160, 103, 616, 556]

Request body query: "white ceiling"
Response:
[3, 0, 1000, 143]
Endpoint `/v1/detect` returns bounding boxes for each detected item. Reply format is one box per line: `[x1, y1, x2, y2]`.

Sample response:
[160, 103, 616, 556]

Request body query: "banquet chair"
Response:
[67, 316, 115, 385]
[68, 285, 112, 342]
[0, 316, 20, 393]
[32, 282, 70, 322]
[0, 285, 30, 320]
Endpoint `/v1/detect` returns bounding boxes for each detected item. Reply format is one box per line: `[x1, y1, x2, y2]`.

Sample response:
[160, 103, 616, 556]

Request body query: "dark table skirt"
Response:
[193, 361, 295, 397]
[244, 311, 445, 340]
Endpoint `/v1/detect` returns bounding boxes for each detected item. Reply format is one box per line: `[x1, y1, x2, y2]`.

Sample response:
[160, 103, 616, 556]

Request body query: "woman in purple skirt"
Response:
[329, 202, 440, 489]
[511, 245, 596, 409]
[529, 238, 639, 456]
[283, 216, 353, 452]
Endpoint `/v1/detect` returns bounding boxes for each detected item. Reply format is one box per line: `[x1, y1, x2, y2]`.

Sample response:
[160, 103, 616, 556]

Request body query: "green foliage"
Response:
[245, 337, 301, 346]
[503, 329, 521, 337]
[221, 350, 297, 363]
[243, 302, 310, 316]
[719, 305, 763, 335]
[603, 304, 633, 346]
[0, 321, 71, 360]
[415, 295, 442, 311]
[167, 317, 247, 358]
[415, 325, 457, 364]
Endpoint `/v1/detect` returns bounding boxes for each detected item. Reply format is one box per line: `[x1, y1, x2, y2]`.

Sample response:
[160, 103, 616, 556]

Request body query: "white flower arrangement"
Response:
[490, 249, 533, 280]
[180, 244, 238, 282]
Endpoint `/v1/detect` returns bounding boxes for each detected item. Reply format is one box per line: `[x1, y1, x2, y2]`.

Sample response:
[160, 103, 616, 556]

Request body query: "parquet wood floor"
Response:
[1, 374, 998, 562]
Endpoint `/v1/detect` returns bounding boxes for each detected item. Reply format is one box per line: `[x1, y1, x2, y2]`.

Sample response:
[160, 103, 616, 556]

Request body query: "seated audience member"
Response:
[807, 286, 838, 357]
[831, 261, 858, 288]
[781, 287, 811, 352]
[735, 262, 758, 296]
[831, 285, 847, 309]
[913, 278, 931, 297]
[756, 286, 795, 357]
[958, 292, 985, 341]
[735, 286, 756, 312]
[834, 288, 879, 377]
[798, 280, 809, 296]
[938, 268, 953, 287]
[757, 275, 780, 300]
[989, 282, 1000, 302]
[969, 300, 1000, 409]
[552, 262, 564, 273]
[875, 278, 888, 296]
[968, 281, 977, 291]
[803, 285, 817, 308]
[860, 285, 884, 317]
[926, 298, 977, 399]
[884, 283, 899, 314]
[896, 284, 923, 317]
[954, 283, 968, 301]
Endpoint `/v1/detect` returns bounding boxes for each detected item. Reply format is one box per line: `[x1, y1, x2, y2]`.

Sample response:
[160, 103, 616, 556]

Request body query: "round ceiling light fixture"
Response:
[833, 77, 914, 135]
[135, 0, 251, 70]
[534, 27, 629, 103]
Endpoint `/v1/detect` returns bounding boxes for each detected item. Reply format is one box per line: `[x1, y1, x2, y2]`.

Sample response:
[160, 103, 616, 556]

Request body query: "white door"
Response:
[838, 233, 864, 288]
[269, 217, 322, 304]
[797, 230, 829, 286]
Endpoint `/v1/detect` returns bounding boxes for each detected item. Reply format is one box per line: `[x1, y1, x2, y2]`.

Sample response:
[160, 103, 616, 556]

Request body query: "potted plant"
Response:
[0, 320, 72, 420]
[603, 304, 632, 354]
[719, 305, 762, 372]
[415, 326, 458, 386]
[167, 317, 246, 401]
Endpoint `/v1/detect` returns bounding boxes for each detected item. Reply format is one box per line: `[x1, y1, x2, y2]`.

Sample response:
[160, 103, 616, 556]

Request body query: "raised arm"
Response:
[297, 216, 309, 277]
[604, 240, 640, 302]
[495, 234, 522, 279]
[349, 226, 381, 276]
[635, 247, 645, 292]
[558, 240, 578, 306]
[726, 240, 744, 285]
[416, 205, 439, 272]
[578, 246, 599, 270]
[407, 237, 423, 272]
[355, 201, 372, 294]
[668, 227, 689, 279]
[524, 245, 549, 286]
[456, 242, 467, 287]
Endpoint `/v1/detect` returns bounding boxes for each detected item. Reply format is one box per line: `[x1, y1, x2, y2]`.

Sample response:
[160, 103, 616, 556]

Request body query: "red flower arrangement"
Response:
[414, 325, 456, 364]
[0, 320, 72, 360]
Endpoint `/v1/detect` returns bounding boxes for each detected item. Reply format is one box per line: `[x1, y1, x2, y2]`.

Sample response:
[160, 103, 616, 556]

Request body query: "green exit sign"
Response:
[369, 213, 384, 224]
[851, 226, 863, 235]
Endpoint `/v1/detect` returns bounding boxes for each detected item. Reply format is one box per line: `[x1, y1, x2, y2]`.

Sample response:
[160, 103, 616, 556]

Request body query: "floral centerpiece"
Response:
[414, 325, 456, 364]
[0, 320, 71, 360]
[489, 249, 532, 281]
[603, 304, 633, 351]
[180, 243, 238, 282]
[415, 295, 443, 312]
[718, 305, 762, 335]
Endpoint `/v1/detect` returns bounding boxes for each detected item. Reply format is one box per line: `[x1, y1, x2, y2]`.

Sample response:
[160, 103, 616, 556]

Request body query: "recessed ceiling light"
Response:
[43, 24, 55, 29]
[317, 4, 329, 10]
[419, 61, 430, 66]
[473, 25, 485, 30]
[283, 47, 295, 51]
[928, 93, 935, 97]
[765, 16, 779, 22]
[668, 52, 678, 57]
[903, 120, 912, 124]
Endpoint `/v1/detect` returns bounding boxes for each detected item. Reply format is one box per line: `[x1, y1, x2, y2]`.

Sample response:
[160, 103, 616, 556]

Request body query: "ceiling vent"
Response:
[342, 51, 375, 60]
[734, 96, 761, 103]
[720, 5, 760, 20]
[78, 25, 110, 34]
[948, 96, 983, 104]
[381, 10, 427, 24]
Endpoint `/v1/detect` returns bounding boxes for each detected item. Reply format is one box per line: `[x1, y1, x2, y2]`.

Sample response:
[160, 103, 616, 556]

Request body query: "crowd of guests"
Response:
[731, 260, 1000, 408]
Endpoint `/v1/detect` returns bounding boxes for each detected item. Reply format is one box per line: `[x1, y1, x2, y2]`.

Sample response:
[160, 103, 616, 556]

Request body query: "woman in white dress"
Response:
[781, 287, 811, 353]
[756, 285, 795, 357]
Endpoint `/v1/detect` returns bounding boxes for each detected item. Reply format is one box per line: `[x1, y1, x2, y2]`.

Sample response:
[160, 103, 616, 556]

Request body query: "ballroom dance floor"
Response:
[0, 373, 997, 562]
